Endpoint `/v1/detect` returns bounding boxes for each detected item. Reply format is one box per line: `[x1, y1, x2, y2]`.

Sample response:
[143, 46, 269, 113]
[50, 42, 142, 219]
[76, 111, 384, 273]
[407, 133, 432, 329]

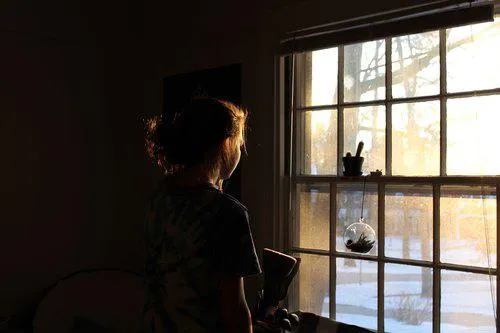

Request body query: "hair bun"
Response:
[145, 97, 247, 173]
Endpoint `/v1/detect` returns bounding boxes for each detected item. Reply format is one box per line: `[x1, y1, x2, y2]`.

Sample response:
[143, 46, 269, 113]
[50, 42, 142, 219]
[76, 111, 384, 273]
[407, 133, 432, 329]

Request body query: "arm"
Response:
[219, 277, 253, 333]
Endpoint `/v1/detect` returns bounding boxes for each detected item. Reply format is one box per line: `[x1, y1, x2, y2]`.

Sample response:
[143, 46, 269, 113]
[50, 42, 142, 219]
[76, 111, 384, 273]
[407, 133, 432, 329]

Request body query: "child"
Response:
[143, 98, 262, 332]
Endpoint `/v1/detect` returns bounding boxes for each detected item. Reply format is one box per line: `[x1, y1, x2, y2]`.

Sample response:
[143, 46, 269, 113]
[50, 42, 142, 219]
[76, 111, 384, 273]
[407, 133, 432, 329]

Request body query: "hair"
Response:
[145, 97, 248, 176]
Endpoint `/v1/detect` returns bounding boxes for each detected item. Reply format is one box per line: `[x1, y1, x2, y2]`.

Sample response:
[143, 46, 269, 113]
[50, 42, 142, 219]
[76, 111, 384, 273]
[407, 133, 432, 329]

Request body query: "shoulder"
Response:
[215, 192, 249, 218]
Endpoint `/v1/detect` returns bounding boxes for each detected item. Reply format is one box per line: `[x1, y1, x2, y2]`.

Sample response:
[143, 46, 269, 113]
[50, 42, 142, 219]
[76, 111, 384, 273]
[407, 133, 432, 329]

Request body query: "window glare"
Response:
[447, 16, 500, 92]
[447, 96, 500, 176]
[312, 48, 338, 106]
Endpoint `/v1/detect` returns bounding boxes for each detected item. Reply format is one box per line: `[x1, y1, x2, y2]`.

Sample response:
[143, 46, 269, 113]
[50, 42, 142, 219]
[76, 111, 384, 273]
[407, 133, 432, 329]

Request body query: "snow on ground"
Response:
[301, 236, 497, 332]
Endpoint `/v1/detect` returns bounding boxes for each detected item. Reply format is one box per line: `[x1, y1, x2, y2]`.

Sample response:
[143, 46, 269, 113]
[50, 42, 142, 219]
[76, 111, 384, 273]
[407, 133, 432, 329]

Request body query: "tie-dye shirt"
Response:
[143, 180, 262, 332]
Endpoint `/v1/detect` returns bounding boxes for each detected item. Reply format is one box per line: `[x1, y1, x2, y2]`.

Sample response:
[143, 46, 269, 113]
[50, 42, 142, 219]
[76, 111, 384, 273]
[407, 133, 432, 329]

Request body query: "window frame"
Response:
[282, 21, 500, 332]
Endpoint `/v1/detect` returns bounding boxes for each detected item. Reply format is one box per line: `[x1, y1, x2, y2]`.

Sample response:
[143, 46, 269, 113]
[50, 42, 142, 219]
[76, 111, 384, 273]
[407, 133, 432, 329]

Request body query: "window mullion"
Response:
[433, 184, 441, 333]
[440, 29, 447, 177]
[286, 55, 295, 254]
[377, 181, 385, 332]
[329, 182, 337, 320]
[497, 183, 500, 333]
[385, 37, 392, 176]
[338, 46, 345, 177]
[295, 54, 307, 175]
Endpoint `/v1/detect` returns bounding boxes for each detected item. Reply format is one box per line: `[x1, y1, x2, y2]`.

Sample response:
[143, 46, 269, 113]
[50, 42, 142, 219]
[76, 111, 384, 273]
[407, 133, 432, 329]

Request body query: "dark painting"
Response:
[162, 63, 243, 200]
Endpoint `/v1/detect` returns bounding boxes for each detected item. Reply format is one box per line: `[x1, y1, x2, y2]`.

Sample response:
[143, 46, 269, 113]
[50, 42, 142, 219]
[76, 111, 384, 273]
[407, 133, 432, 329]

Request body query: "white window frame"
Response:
[280, 17, 500, 333]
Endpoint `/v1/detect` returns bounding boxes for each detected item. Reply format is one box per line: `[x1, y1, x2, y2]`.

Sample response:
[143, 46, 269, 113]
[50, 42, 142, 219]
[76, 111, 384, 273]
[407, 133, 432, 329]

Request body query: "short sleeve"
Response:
[214, 201, 262, 278]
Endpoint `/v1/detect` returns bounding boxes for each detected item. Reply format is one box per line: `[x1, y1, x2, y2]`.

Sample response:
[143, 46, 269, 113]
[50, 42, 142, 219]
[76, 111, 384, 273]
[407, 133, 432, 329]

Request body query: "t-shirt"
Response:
[143, 180, 262, 332]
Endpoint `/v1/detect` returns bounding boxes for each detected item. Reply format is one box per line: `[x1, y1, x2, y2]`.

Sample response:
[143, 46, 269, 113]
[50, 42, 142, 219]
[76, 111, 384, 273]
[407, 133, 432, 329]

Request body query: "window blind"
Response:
[280, 0, 495, 55]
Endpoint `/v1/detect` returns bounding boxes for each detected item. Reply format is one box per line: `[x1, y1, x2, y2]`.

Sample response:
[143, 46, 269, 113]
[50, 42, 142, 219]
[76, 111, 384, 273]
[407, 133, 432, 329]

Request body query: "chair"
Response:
[33, 270, 146, 333]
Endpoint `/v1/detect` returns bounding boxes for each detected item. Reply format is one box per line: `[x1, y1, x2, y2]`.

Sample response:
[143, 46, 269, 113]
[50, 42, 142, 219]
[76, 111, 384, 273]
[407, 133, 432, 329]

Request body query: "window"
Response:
[286, 15, 500, 332]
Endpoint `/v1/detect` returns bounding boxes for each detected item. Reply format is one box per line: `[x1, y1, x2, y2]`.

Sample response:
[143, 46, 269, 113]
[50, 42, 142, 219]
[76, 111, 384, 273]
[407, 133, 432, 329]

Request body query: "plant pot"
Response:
[342, 156, 364, 176]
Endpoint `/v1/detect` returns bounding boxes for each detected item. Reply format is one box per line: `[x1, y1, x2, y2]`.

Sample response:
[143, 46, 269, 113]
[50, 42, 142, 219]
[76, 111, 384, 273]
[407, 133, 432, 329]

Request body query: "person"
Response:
[142, 97, 262, 333]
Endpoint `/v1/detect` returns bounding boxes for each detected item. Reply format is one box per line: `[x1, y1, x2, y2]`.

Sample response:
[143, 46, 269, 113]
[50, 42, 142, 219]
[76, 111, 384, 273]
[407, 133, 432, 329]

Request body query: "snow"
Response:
[297, 236, 497, 332]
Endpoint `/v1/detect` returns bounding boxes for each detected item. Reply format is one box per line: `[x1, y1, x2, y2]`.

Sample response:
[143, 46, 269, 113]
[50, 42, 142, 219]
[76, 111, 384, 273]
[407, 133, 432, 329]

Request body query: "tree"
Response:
[294, 21, 496, 316]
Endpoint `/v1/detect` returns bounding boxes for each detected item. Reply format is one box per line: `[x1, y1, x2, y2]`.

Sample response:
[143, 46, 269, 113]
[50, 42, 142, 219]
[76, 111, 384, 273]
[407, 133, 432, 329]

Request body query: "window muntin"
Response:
[288, 15, 499, 332]
[385, 184, 434, 261]
[336, 183, 378, 254]
[446, 95, 500, 176]
[392, 31, 440, 99]
[344, 40, 386, 103]
[299, 110, 337, 175]
[344, 105, 386, 174]
[293, 183, 330, 250]
[440, 185, 497, 268]
[447, 19, 500, 93]
[384, 264, 433, 332]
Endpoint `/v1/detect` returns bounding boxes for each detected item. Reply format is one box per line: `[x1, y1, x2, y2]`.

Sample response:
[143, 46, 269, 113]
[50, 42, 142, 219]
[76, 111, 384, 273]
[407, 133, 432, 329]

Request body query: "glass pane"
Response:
[293, 184, 330, 251]
[441, 270, 496, 332]
[300, 109, 337, 175]
[344, 105, 386, 175]
[447, 16, 500, 93]
[336, 259, 377, 330]
[447, 96, 500, 176]
[392, 101, 440, 176]
[385, 264, 432, 332]
[392, 31, 440, 98]
[440, 185, 497, 268]
[344, 40, 386, 102]
[385, 185, 433, 261]
[289, 253, 330, 316]
[296, 48, 338, 107]
[337, 183, 378, 254]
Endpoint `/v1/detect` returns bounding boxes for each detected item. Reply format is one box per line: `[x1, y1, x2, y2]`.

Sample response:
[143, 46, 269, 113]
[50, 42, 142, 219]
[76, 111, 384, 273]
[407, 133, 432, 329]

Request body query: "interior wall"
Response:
[0, 0, 151, 315]
[143, 0, 434, 303]
[0, 0, 442, 317]
[144, 0, 439, 254]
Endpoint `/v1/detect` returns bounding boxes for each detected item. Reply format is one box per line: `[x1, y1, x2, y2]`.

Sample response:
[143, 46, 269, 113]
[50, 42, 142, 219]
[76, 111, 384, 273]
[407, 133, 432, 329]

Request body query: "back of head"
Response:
[145, 97, 247, 175]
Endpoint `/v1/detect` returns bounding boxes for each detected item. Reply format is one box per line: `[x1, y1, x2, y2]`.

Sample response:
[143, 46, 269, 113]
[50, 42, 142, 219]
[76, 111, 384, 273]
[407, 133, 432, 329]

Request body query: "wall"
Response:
[143, 0, 440, 304]
[0, 0, 151, 315]
[0, 0, 442, 317]
[143, 0, 441, 256]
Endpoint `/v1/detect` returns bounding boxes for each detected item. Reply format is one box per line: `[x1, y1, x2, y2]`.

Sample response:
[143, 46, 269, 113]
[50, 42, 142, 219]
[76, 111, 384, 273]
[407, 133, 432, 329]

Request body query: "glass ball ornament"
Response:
[343, 218, 376, 254]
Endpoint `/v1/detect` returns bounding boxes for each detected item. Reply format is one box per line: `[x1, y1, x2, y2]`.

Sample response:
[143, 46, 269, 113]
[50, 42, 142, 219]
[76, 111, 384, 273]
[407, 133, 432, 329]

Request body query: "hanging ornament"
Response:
[344, 176, 376, 254]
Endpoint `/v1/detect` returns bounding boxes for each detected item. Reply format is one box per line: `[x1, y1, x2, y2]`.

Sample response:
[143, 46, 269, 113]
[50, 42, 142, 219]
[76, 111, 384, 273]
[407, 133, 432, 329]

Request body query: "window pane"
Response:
[289, 253, 330, 316]
[299, 109, 337, 175]
[344, 105, 386, 175]
[344, 40, 386, 102]
[385, 185, 433, 261]
[296, 48, 338, 107]
[440, 185, 496, 268]
[385, 264, 432, 332]
[392, 31, 440, 98]
[337, 183, 378, 254]
[441, 270, 496, 332]
[447, 96, 500, 176]
[293, 184, 330, 251]
[447, 16, 500, 93]
[336, 259, 377, 330]
[392, 101, 440, 176]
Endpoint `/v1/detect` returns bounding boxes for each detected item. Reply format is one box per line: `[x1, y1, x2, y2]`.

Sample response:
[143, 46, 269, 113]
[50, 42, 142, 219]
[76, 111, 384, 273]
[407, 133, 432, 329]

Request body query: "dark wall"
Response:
[0, 1, 152, 315]
[143, 0, 438, 304]
[144, 0, 439, 253]
[0, 0, 438, 316]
